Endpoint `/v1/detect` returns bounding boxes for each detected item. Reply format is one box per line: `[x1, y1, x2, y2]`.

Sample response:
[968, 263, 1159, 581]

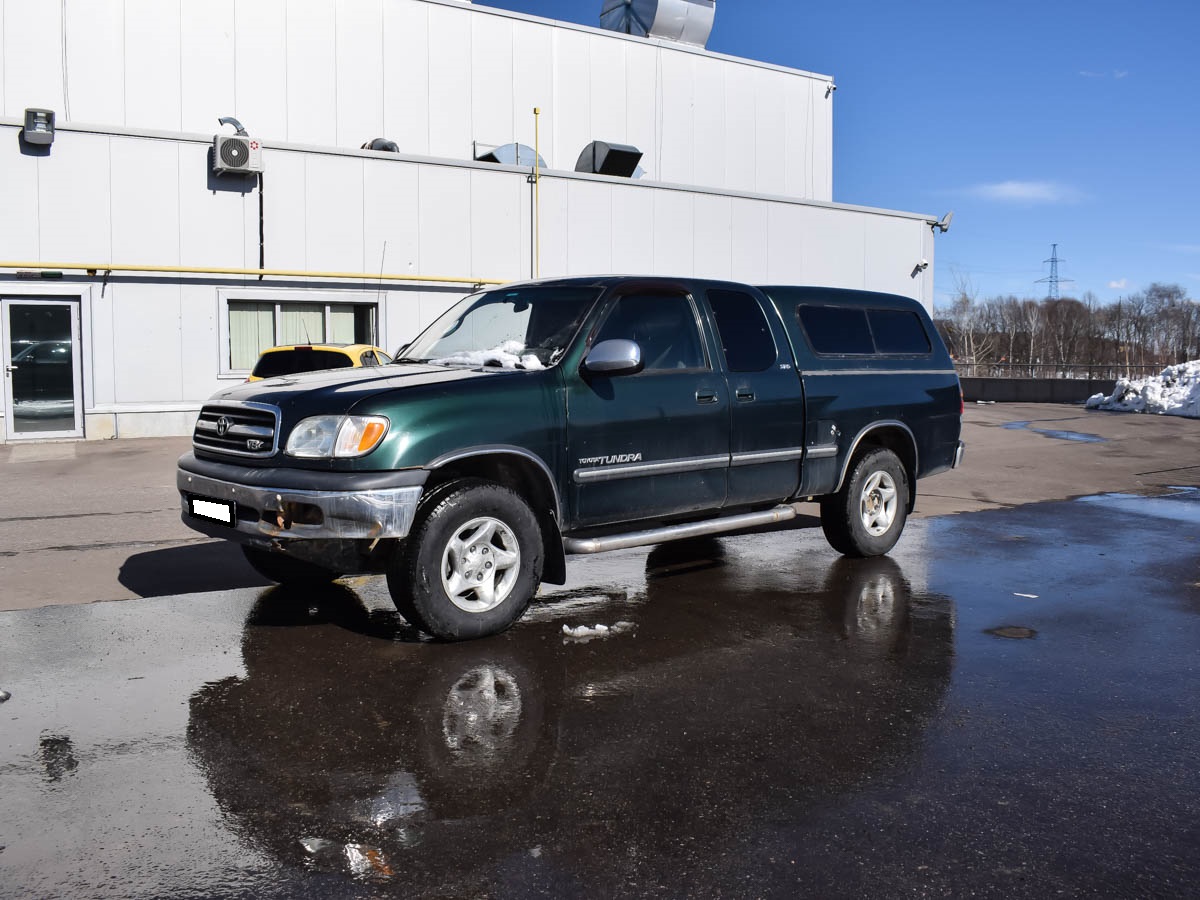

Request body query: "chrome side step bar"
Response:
[562, 502, 805, 555]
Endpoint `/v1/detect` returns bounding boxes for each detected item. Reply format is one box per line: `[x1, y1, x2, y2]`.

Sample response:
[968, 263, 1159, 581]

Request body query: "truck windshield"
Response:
[398, 286, 602, 369]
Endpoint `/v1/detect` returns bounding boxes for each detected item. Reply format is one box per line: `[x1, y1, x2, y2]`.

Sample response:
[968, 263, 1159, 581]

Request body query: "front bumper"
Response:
[177, 453, 427, 542]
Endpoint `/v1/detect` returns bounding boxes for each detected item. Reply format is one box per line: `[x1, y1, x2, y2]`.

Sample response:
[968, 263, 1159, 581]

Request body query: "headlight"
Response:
[286, 415, 390, 458]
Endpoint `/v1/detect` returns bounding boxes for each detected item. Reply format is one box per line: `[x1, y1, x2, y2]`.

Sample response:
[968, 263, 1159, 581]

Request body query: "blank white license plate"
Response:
[189, 496, 235, 526]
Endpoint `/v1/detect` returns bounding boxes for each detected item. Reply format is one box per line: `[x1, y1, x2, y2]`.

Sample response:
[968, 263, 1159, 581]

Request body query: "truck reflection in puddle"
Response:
[187, 543, 954, 889]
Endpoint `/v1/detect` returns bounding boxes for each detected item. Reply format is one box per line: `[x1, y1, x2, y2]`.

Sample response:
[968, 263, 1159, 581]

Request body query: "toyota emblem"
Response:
[215, 416, 232, 437]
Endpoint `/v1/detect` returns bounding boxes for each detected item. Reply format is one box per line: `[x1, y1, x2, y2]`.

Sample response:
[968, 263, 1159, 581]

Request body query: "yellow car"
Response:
[247, 343, 392, 382]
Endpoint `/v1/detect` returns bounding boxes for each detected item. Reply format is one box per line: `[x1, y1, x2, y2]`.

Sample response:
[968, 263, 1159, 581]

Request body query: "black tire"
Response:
[387, 480, 543, 641]
[820, 447, 909, 558]
[241, 545, 338, 585]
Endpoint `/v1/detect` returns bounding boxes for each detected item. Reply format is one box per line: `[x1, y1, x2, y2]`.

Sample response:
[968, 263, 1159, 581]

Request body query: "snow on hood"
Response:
[428, 340, 545, 371]
[1086, 360, 1200, 418]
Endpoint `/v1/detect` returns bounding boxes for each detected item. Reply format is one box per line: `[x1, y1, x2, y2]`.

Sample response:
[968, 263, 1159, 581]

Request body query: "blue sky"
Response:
[475, 0, 1200, 311]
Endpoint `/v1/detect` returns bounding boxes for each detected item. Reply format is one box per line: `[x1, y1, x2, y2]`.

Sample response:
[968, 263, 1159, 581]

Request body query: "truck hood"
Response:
[208, 363, 523, 416]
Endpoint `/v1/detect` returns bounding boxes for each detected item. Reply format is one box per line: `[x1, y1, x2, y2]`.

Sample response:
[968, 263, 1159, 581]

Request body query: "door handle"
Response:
[4, 365, 15, 374]
[735, 389, 755, 402]
[695, 390, 718, 404]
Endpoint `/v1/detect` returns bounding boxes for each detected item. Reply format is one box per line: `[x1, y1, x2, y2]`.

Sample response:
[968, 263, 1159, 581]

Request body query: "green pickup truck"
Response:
[178, 276, 963, 640]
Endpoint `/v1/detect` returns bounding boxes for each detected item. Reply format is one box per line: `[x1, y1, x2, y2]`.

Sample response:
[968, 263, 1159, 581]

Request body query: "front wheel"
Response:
[820, 448, 910, 557]
[387, 480, 543, 641]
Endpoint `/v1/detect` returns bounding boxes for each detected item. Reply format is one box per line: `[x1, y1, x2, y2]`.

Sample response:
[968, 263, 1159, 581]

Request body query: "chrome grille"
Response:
[193, 401, 280, 458]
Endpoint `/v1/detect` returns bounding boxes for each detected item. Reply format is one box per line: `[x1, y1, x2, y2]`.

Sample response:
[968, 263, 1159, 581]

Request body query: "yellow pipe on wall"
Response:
[0, 261, 506, 286]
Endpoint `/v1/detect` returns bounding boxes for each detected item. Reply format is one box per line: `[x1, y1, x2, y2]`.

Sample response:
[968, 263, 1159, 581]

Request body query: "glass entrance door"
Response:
[3, 299, 83, 439]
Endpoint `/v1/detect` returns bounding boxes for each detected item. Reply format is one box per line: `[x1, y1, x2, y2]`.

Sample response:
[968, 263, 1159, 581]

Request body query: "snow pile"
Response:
[562, 621, 636, 642]
[1086, 360, 1200, 418]
[430, 340, 545, 370]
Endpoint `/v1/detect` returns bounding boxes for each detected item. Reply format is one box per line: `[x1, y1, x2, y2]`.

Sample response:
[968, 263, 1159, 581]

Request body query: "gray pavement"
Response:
[2, 403, 1199, 611]
[2, 404, 1200, 897]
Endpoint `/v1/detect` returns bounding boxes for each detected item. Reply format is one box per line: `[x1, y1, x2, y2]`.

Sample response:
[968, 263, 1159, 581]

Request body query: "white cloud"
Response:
[1169, 244, 1200, 255]
[1108, 279, 1128, 290]
[1079, 70, 1105, 78]
[1113, 70, 1129, 79]
[968, 181, 1084, 204]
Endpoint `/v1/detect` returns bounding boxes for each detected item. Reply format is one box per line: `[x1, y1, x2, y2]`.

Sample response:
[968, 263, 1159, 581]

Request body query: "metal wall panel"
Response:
[426, 2, 473, 159]
[469, 169, 524, 281]
[611, 185, 656, 274]
[622, 41, 658, 179]
[722, 63, 757, 195]
[691, 57, 726, 191]
[261, 150, 306, 269]
[234, 0, 289, 141]
[285, 0, 337, 146]
[179, 145, 246, 268]
[553, 28, 592, 175]
[657, 50, 695, 186]
[511, 19, 553, 155]
[111, 140, 180, 266]
[363, 159, 421, 279]
[797, 205, 866, 289]
[37, 132, 111, 262]
[112, 285, 184, 401]
[305, 155, 364, 273]
[336, 0, 385, 149]
[416, 166, 471, 276]
[652, 189, 694, 274]
[754, 69, 787, 197]
[566, 180, 613, 276]
[864, 214, 924, 298]
[471, 13, 514, 151]
[0, 135, 40, 259]
[535, 179, 569, 278]
[125, 0, 181, 130]
[692, 194, 733, 281]
[730, 198, 769, 281]
[181, 0, 234, 136]
[66, 0, 126, 127]
[179, 283, 223, 399]
[383, 0, 430, 155]
[588, 35, 626, 148]
[3, 0, 64, 114]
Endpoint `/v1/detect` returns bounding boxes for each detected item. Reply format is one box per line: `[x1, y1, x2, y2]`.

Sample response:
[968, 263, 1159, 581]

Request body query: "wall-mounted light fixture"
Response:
[23, 108, 56, 145]
[931, 211, 954, 234]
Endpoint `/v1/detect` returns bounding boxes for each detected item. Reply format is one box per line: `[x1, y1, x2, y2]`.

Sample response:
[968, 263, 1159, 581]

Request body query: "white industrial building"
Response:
[0, 0, 940, 442]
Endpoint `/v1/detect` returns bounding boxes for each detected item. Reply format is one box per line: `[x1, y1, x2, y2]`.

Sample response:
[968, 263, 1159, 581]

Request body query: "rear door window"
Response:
[707, 290, 778, 372]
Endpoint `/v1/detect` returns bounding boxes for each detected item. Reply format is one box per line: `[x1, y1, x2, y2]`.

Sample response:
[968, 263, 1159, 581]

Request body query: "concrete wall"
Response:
[0, 0, 834, 200]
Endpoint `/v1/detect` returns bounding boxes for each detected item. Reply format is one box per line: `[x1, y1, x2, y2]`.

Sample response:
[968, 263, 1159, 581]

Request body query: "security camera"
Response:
[919, 258, 929, 269]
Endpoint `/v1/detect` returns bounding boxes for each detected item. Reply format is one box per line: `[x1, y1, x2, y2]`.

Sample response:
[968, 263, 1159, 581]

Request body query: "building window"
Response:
[227, 300, 379, 370]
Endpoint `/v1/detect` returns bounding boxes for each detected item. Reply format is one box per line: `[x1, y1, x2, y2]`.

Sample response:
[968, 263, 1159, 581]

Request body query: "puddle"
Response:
[1078, 489, 1200, 526]
[1002, 421, 1107, 443]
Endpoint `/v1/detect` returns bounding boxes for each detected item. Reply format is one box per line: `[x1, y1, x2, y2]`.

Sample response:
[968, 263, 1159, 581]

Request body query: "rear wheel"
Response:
[241, 546, 338, 585]
[820, 448, 909, 557]
[388, 480, 543, 641]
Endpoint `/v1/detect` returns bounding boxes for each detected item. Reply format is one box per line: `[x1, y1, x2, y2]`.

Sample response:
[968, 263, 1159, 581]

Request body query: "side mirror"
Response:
[583, 339, 643, 375]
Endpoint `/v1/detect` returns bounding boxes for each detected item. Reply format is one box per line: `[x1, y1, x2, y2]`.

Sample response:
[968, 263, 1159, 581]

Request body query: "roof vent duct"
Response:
[599, 0, 715, 48]
[576, 141, 643, 178]
[475, 142, 546, 169]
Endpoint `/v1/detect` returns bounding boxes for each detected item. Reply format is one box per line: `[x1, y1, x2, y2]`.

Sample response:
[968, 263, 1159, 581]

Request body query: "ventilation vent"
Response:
[599, 0, 715, 48]
[576, 141, 643, 178]
[475, 142, 546, 168]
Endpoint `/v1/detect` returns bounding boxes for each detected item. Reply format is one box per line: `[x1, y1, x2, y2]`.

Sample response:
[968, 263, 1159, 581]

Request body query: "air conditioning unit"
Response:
[212, 134, 263, 175]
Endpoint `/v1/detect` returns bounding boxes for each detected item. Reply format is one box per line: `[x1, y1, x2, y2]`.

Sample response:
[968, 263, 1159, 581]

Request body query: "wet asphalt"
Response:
[1, 477, 1199, 896]
[3, 404, 1200, 897]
